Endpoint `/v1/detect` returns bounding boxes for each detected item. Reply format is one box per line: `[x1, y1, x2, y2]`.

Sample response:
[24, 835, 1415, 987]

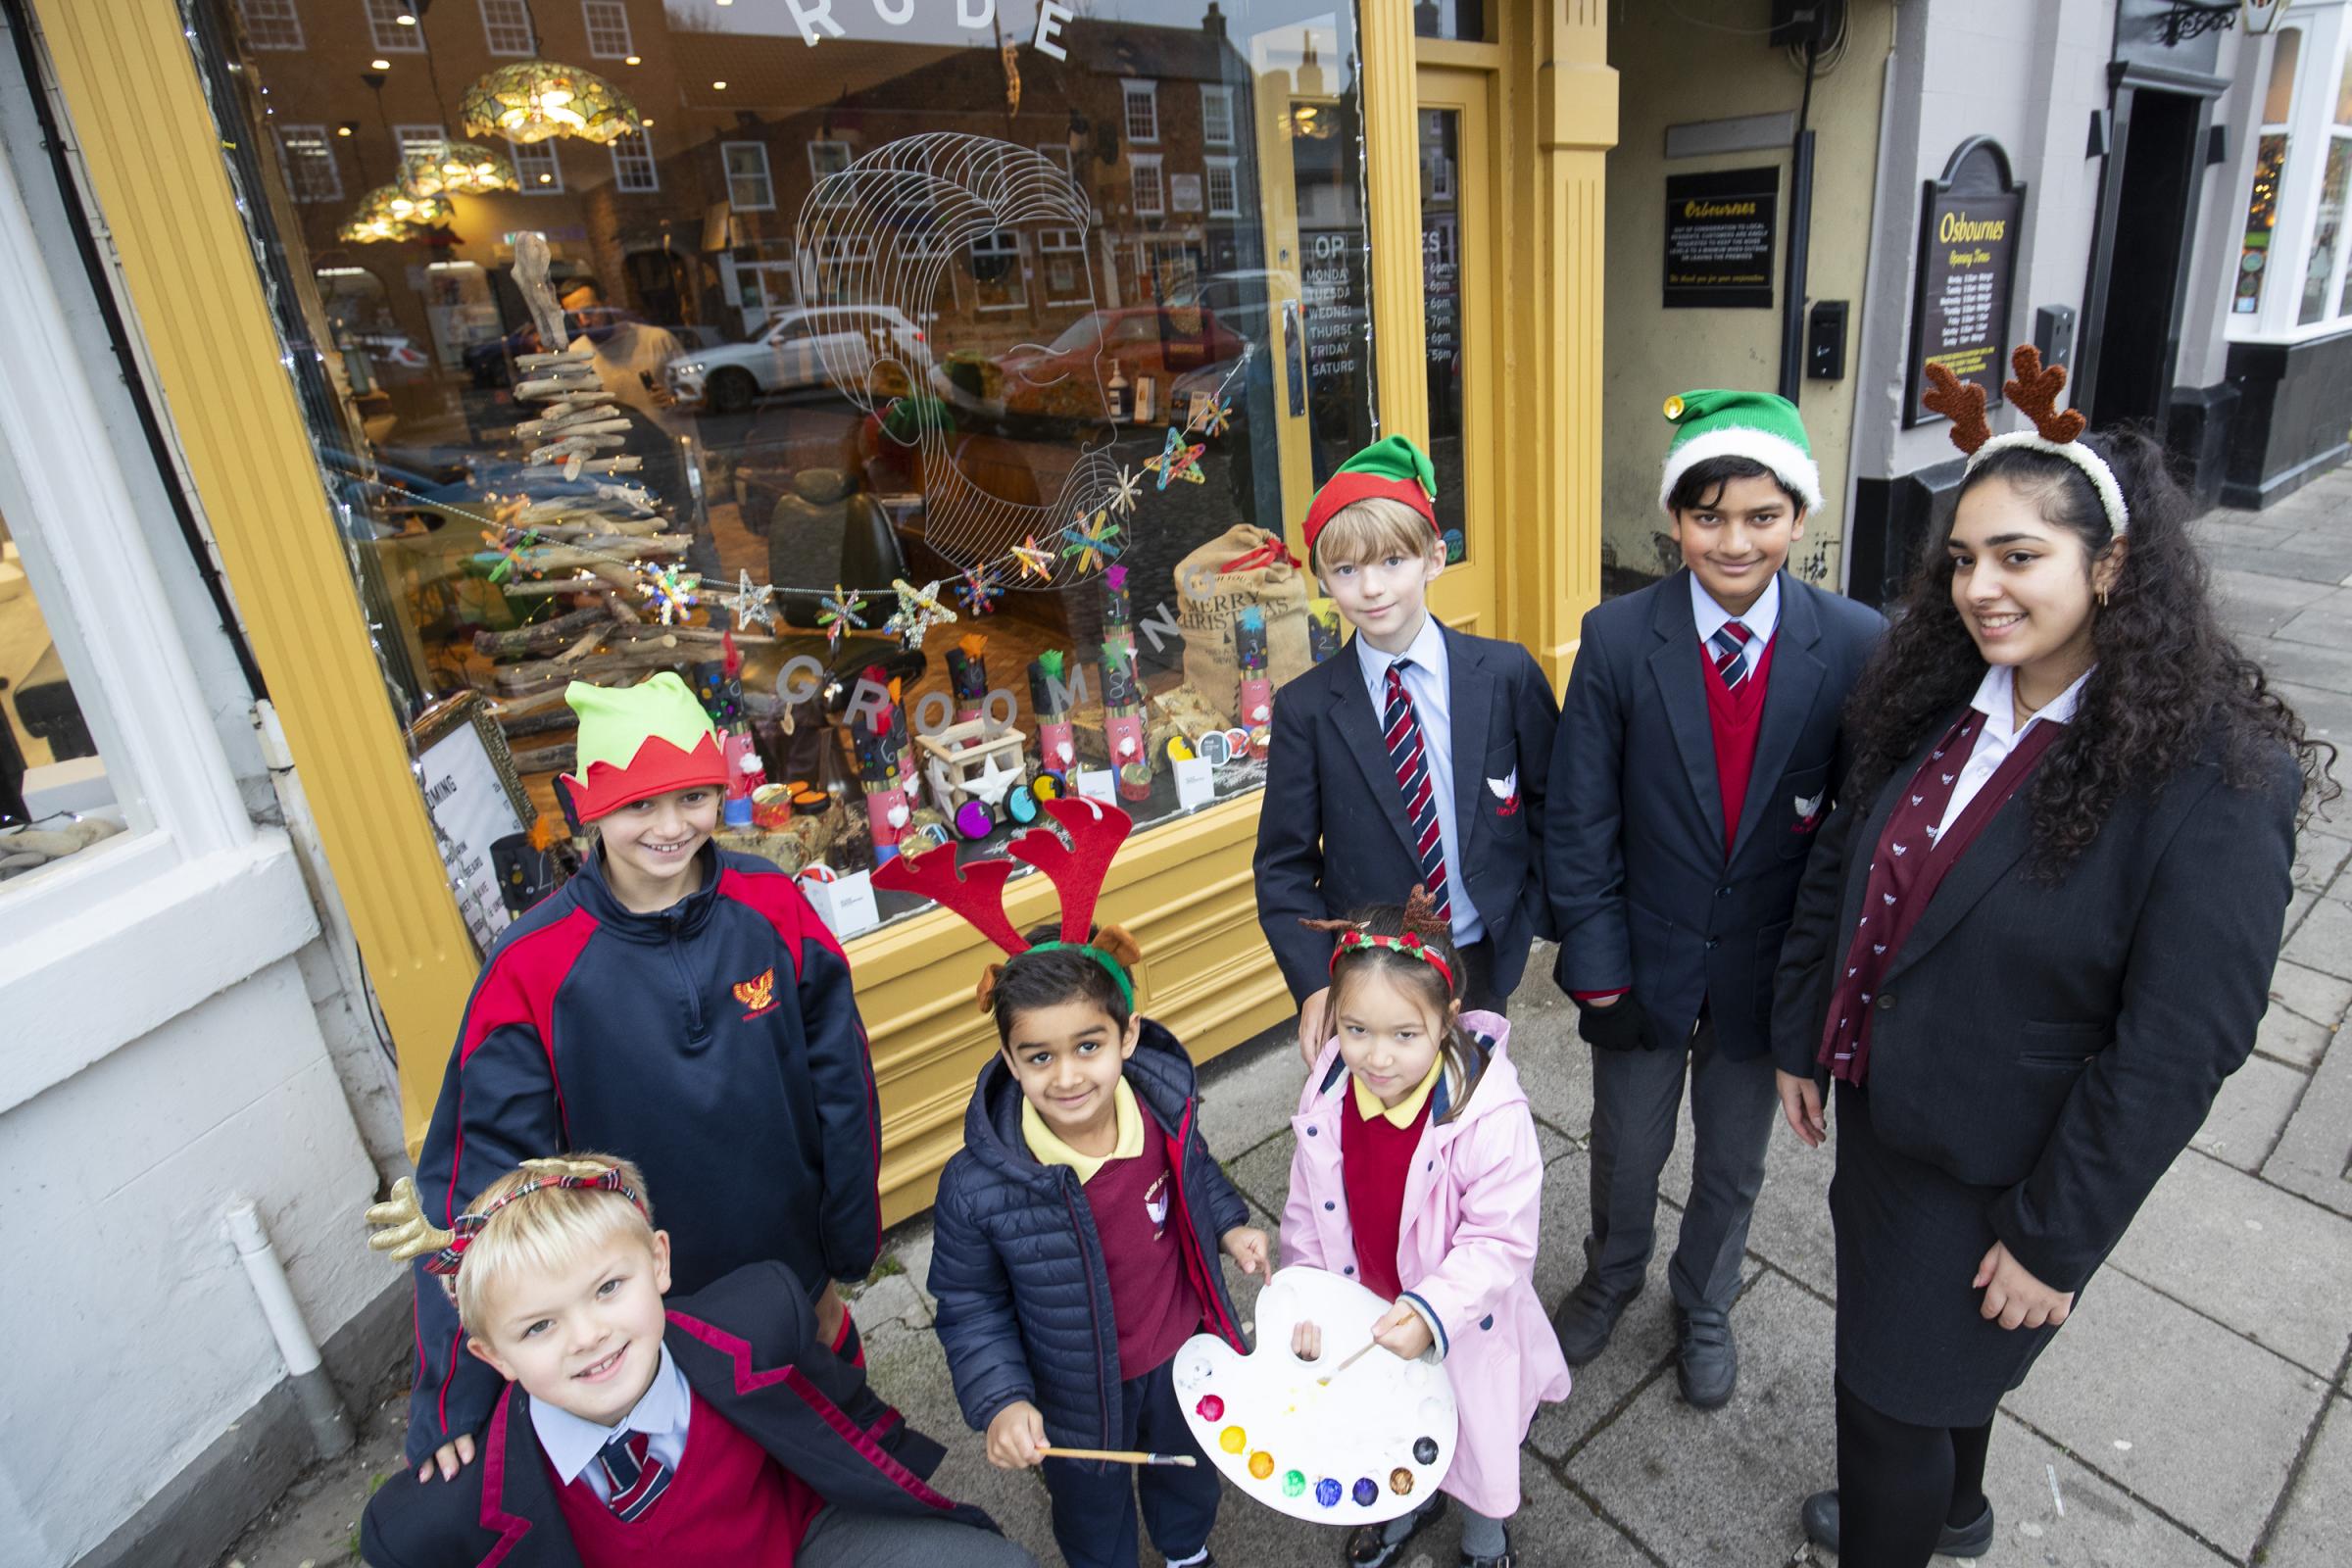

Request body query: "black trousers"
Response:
[1456, 939, 1506, 1015]
[1043, 1357, 1220, 1568]
[1836, 1377, 1992, 1568]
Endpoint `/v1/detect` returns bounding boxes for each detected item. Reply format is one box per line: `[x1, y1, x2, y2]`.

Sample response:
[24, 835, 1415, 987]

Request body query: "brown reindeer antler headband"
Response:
[1923, 346, 2128, 533]
[1300, 884, 1458, 991]
[872, 795, 1142, 1012]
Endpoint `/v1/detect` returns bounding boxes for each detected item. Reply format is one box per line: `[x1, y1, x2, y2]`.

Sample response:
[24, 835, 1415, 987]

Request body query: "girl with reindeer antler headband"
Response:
[1766, 345, 2335, 1568]
[883, 799, 1268, 1568]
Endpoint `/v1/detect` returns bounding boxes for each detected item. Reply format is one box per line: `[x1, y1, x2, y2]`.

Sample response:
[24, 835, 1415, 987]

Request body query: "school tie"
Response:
[596, 1430, 672, 1521]
[1709, 620, 1753, 690]
[1382, 661, 1453, 924]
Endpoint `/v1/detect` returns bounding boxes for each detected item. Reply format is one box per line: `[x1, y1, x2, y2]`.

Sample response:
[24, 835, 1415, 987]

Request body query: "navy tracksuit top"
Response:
[403, 845, 881, 1463]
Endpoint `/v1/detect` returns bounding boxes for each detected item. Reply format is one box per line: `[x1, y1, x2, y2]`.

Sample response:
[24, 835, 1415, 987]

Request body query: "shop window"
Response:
[240, 0, 305, 50]
[582, 0, 635, 60]
[276, 124, 342, 202]
[724, 141, 775, 211]
[191, 0, 1376, 942]
[511, 136, 564, 194]
[2237, 131, 2287, 317]
[1123, 79, 1158, 144]
[611, 130, 658, 194]
[1414, 0, 1489, 42]
[2300, 135, 2350, 325]
[394, 122, 446, 159]
[365, 0, 423, 53]
[0, 506, 121, 885]
[2267, 27, 2303, 124]
[479, 0, 535, 56]
[1200, 84, 1235, 147]
[1131, 153, 1164, 217]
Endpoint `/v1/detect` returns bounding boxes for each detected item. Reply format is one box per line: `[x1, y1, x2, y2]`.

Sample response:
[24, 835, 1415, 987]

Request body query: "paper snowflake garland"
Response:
[885, 577, 958, 650]
[817, 584, 868, 650]
[1145, 425, 1207, 489]
[722, 569, 778, 634]
[1109, 464, 1145, 516]
[1061, 512, 1124, 573]
[638, 564, 702, 626]
[1010, 536, 1056, 579]
[956, 565, 1001, 616]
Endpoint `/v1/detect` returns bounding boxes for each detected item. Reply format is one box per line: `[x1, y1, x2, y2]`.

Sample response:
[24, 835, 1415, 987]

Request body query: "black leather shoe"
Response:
[1801, 1489, 1996, 1558]
[1344, 1494, 1446, 1566]
[1674, 1307, 1738, 1409]
[1550, 1276, 1639, 1366]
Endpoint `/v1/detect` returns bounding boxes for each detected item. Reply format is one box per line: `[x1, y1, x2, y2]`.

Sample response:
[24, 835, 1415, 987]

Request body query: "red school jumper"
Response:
[1085, 1130, 1207, 1376]
[551, 1388, 824, 1567]
[1340, 1088, 1437, 1303]
[1702, 633, 1780, 859]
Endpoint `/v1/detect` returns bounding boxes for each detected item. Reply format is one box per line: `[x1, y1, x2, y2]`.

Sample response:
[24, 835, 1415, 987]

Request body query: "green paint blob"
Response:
[1282, 1470, 1306, 1498]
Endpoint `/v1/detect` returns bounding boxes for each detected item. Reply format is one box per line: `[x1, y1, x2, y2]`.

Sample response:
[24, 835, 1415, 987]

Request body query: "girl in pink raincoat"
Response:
[1283, 894, 1572, 1568]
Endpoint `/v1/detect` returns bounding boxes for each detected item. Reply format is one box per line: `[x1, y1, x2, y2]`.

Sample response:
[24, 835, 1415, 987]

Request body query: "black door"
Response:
[2084, 88, 2206, 429]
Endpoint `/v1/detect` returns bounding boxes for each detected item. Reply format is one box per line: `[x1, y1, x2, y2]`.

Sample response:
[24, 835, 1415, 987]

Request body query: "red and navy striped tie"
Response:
[1709, 619, 1753, 689]
[597, 1430, 671, 1521]
[1382, 661, 1452, 923]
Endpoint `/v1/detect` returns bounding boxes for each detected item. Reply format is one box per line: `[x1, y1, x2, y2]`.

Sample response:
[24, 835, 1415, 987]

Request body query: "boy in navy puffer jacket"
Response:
[892, 801, 1265, 1568]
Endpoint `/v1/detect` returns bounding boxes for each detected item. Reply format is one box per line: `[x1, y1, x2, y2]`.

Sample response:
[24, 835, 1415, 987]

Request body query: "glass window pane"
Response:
[2, 507, 124, 884]
[2337, 36, 2352, 127]
[191, 0, 1375, 937]
[1420, 108, 1464, 564]
[1414, 0, 1489, 42]
[2265, 26, 2302, 124]
[2300, 136, 2350, 325]
[2237, 131, 2287, 316]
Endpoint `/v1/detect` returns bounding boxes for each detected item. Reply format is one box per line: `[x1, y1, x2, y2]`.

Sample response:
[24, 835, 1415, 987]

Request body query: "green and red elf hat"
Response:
[1300, 434, 1441, 561]
[1655, 389, 1825, 517]
[560, 671, 728, 822]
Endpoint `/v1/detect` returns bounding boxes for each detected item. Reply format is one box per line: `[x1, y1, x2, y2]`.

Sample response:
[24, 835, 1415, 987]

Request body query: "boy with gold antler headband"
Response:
[358, 1153, 1035, 1568]
[401, 673, 883, 1482]
[878, 802, 1268, 1568]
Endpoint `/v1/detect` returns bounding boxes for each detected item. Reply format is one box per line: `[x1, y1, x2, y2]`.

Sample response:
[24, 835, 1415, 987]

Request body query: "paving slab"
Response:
[1566, 1271, 1835, 1566]
[2105, 1151, 2352, 1378]
[858, 1314, 1061, 1556]
[2262, 1394, 2352, 1568]
[2291, 830, 2352, 896]
[2281, 894, 2352, 983]
[2188, 1053, 2308, 1172]
[2269, 957, 2352, 1033]
[2001, 1270, 2325, 1560]
[1198, 1029, 1311, 1160]
[2266, 1008, 2352, 1219]
[2198, 542, 2352, 587]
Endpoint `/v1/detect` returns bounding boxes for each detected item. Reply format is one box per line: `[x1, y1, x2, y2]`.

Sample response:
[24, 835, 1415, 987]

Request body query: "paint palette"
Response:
[1173, 1266, 1456, 1525]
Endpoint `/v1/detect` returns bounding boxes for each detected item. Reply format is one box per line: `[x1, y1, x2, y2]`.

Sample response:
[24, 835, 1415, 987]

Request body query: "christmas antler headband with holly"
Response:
[1300, 883, 1457, 992]
[1923, 345, 2128, 534]
[871, 795, 1143, 1010]
[365, 1155, 647, 1281]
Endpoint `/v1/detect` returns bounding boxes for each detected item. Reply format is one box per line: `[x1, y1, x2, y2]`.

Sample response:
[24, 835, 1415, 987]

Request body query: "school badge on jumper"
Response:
[1145, 1171, 1170, 1238]
[732, 966, 779, 1019]
[1486, 768, 1521, 818]
[1791, 788, 1825, 834]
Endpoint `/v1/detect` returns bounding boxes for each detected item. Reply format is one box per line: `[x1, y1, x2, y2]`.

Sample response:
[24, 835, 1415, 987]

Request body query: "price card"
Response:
[1074, 767, 1117, 804]
[1173, 756, 1216, 810]
[803, 868, 881, 940]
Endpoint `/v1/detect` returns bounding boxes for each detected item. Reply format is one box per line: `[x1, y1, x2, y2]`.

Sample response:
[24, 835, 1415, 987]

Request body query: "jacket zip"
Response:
[1165, 1102, 1246, 1350]
[1061, 1178, 1117, 1450]
[668, 921, 705, 1042]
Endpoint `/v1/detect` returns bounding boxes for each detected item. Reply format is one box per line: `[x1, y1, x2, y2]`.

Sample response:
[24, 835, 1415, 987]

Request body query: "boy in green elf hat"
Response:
[398, 671, 885, 1486]
[1254, 434, 1561, 1062]
[1543, 391, 1884, 1407]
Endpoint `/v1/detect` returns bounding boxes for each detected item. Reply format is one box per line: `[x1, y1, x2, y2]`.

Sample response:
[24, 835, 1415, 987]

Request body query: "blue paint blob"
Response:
[1315, 1478, 1343, 1508]
[1352, 1477, 1379, 1506]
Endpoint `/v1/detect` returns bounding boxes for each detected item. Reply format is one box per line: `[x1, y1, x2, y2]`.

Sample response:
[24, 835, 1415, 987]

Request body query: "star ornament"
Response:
[637, 564, 702, 625]
[1108, 464, 1145, 516]
[1010, 536, 1055, 579]
[1143, 424, 1206, 489]
[963, 750, 1022, 808]
[1187, 397, 1233, 438]
[956, 565, 1001, 615]
[885, 577, 957, 650]
[1060, 512, 1124, 573]
[817, 584, 868, 650]
[722, 568, 777, 634]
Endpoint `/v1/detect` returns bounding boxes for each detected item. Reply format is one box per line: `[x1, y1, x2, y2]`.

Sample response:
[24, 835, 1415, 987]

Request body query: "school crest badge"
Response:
[732, 967, 779, 1019]
[1486, 768, 1522, 818]
[1790, 788, 1825, 835]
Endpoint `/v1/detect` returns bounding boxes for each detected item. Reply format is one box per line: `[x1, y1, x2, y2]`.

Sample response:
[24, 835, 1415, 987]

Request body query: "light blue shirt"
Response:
[529, 1343, 691, 1502]
[1689, 571, 1781, 675]
[1354, 612, 1484, 946]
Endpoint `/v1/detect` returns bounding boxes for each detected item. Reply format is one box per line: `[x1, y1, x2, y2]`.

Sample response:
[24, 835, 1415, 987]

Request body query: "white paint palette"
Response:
[1172, 1266, 1456, 1525]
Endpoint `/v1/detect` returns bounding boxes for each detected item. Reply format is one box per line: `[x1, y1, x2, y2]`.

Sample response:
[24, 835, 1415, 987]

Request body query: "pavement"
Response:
[218, 465, 2352, 1567]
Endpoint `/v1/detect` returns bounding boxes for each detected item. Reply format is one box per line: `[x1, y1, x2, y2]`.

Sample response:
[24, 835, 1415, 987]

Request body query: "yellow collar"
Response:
[1351, 1055, 1444, 1128]
[1022, 1077, 1145, 1184]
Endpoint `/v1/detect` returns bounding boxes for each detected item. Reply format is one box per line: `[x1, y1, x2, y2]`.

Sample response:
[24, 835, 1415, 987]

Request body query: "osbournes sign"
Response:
[1904, 137, 2026, 428]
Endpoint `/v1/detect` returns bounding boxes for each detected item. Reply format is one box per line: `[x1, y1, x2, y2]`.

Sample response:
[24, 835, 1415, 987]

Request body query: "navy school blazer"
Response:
[1255, 621, 1560, 1001]
[1545, 569, 1886, 1059]
[361, 1262, 997, 1567]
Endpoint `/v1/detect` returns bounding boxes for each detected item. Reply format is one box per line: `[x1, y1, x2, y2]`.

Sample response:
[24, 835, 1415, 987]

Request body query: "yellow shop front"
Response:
[26, 0, 1614, 1222]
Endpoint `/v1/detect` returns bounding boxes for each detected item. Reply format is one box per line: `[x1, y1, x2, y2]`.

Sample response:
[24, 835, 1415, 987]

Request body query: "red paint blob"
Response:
[1196, 1395, 1225, 1421]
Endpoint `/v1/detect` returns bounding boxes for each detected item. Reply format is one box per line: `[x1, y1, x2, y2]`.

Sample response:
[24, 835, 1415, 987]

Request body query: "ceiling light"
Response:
[712, 80, 728, 90]
[370, 58, 392, 71]
[396, 11, 416, 24]
[336, 124, 354, 137]
[461, 60, 643, 145]
[624, 54, 642, 66]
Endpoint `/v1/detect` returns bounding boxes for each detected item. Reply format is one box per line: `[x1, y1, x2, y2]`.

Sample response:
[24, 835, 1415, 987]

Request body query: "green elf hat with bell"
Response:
[561, 671, 727, 822]
[1656, 390, 1826, 518]
[1301, 434, 1441, 561]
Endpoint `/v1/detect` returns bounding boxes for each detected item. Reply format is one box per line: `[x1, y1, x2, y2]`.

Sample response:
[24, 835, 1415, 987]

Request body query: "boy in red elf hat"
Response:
[1255, 435, 1560, 1061]
[399, 672, 884, 1486]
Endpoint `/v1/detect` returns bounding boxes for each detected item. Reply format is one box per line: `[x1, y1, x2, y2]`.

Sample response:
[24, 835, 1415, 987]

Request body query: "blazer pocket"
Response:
[1778, 761, 1834, 859]
[2017, 1019, 2109, 1069]
[1481, 742, 1528, 835]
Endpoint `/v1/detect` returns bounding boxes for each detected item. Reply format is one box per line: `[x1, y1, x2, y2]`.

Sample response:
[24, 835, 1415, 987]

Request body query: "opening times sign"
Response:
[1663, 168, 1780, 309]
[1906, 138, 2027, 426]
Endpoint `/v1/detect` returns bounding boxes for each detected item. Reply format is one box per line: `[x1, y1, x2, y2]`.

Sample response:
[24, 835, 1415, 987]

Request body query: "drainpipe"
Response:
[224, 1200, 355, 1460]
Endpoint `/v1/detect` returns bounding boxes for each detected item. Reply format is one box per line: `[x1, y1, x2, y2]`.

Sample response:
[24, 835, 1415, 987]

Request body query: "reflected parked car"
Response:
[664, 306, 930, 415]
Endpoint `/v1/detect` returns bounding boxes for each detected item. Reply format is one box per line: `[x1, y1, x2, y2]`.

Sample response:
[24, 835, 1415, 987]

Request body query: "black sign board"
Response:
[1905, 137, 2027, 427]
[1663, 167, 1780, 309]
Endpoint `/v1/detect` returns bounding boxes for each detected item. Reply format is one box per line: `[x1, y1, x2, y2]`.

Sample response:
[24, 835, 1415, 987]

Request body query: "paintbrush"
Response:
[1317, 1340, 1380, 1385]
[1038, 1446, 1199, 1467]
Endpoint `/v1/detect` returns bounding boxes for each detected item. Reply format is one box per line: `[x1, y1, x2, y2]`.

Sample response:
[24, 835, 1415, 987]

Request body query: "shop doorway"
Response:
[2082, 85, 2213, 430]
[1416, 66, 1497, 636]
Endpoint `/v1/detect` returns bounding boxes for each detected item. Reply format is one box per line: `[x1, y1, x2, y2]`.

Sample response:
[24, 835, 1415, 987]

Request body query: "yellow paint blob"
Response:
[1249, 1450, 1275, 1480]
[1219, 1426, 1247, 1454]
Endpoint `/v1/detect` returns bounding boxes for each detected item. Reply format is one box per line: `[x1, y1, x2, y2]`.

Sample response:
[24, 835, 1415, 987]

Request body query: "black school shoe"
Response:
[1800, 1489, 1996, 1558]
[1344, 1494, 1447, 1567]
[1550, 1275, 1639, 1366]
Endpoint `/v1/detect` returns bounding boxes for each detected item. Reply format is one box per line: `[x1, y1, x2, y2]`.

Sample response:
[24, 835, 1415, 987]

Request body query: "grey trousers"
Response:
[797, 1505, 1043, 1568]
[1584, 1017, 1779, 1316]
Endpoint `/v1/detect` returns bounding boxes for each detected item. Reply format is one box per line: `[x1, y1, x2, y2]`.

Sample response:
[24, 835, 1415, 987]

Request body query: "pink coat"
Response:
[1281, 1013, 1572, 1518]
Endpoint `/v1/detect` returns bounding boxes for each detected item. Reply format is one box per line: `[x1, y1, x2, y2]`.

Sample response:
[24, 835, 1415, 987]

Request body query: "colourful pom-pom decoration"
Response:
[1315, 1478, 1343, 1508]
[1413, 1436, 1440, 1465]
[1249, 1451, 1274, 1480]
[1353, 1477, 1379, 1506]
[1219, 1427, 1247, 1454]
[1195, 1395, 1224, 1422]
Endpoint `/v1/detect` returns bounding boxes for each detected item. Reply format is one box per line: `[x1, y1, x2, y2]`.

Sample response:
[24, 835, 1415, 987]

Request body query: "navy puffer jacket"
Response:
[929, 1021, 1251, 1456]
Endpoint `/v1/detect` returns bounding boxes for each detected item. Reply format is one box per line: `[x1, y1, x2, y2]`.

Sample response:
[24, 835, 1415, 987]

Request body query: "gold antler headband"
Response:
[365, 1156, 646, 1278]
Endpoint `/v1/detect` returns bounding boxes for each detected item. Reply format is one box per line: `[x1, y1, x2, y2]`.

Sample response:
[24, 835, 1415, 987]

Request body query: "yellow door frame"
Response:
[1416, 64, 1500, 638]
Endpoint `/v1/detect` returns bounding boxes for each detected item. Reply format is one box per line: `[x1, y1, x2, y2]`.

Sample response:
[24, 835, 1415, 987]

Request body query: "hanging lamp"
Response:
[398, 138, 519, 198]
[461, 59, 641, 145]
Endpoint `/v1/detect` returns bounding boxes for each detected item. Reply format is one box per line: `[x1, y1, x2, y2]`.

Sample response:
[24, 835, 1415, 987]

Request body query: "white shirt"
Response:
[529, 1343, 691, 1502]
[1354, 612, 1484, 945]
[1689, 572, 1781, 672]
[1934, 663, 2092, 838]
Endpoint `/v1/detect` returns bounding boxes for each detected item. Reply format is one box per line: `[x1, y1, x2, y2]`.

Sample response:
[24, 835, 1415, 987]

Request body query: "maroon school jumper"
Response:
[1701, 632, 1780, 859]
[1341, 1087, 1436, 1302]
[550, 1388, 823, 1567]
[1086, 1130, 1206, 1377]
